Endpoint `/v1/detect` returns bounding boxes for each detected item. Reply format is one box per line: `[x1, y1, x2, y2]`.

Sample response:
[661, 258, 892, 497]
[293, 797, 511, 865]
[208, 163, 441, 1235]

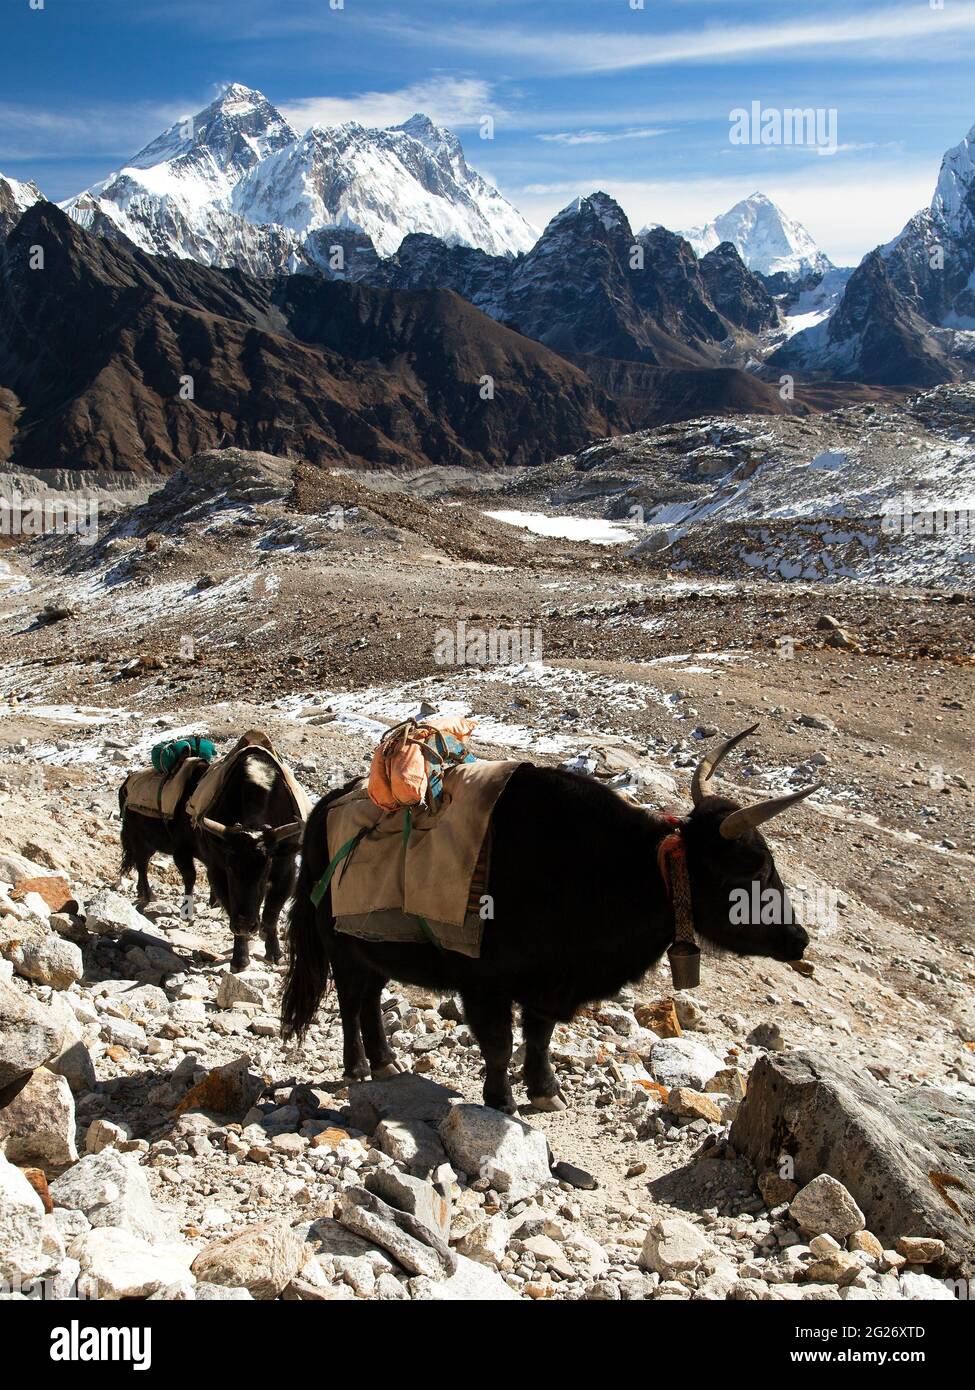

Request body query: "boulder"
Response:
[897, 1271, 956, 1301]
[85, 1120, 129, 1155]
[174, 1056, 265, 1119]
[374, 1117, 448, 1175]
[215, 971, 271, 1008]
[191, 1218, 304, 1300]
[730, 1050, 975, 1277]
[648, 1037, 722, 1090]
[0, 1066, 78, 1170]
[408, 1253, 519, 1300]
[348, 1073, 457, 1134]
[639, 1216, 718, 1278]
[0, 1151, 47, 1281]
[897, 1086, 975, 1176]
[49, 1148, 165, 1242]
[0, 919, 83, 990]
[71, 1228, 195, 1300]
[83, 889, 155, 938]
[337, 1186, 455, 1279]
[789, 1175, 865, 1240]
[667, 1087, 724, 1123]
[0, 977, 65, 1100]
[896, 1236, 945, 1265]
[48, 1040, 97, 1096]
[366, 1168, 451, 1241]
[10, 876, 76, 914]
[195, 1282, 254, 1300]
[635, 1000, 682, 1037]
[439, 1105, 551, 1201]
[453, 1213, 509, 1265]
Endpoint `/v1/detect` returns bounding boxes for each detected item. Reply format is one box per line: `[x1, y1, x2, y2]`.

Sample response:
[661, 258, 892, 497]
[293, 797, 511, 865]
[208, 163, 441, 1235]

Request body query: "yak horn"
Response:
[719, 783, 822, 839]
[691, 723, 759, 805]
[271, 821, 303, 844]
[201, 817, 228, 837]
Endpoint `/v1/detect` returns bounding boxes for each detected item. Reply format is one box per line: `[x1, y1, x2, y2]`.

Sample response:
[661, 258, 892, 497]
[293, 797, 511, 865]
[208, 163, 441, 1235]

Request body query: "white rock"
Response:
[639, 1216, 718, 1278]
[216, 971, 271, 1008]
[789, 1175, 865, 1241]
[897, 1271, 956, 1301]
[454, 1214, 509, 1265]
[648, 1037, 723, 1089]
[49, 1149, 167, 1241]
[85, 1119, 129, 1155]
[409, 1253, 520, 1300]
[0, 976, 65, 1092]
[71, 1227, 195, 1300]
[1, 925, 82, 990]
[0, 1152, 46, 1281]
[84, 888, 156, 937]
[439, 1105, 551, 1201]
[0, 1066, 78, 1169]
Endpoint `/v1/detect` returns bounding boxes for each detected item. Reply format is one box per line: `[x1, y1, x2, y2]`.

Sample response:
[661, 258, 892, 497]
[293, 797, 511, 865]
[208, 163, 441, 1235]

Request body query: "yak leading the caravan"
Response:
[283, 726, 817, 1114]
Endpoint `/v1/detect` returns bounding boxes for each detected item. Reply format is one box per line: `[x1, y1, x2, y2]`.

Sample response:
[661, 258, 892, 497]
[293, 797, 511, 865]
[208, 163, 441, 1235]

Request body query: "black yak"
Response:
[282, 728, 817, 1113]
[120, 749, 303, 969]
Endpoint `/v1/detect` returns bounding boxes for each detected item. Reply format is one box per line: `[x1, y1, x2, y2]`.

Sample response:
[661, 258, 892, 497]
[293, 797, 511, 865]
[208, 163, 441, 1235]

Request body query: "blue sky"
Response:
[2, 0, 974, 263]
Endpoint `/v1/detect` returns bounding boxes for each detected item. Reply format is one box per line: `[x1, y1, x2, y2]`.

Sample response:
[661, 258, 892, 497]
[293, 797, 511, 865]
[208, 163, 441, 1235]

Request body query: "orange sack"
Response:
[367, 716, 476, 811]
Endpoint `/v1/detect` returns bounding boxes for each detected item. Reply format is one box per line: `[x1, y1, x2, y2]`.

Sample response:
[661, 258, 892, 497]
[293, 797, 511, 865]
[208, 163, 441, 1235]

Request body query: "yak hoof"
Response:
[371, 1061, 405, 1079]
[528, 1093, 568, 1113]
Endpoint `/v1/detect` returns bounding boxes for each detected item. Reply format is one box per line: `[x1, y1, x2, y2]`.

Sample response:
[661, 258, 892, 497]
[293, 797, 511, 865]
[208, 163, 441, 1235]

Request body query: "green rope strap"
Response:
[311, 808, 446, 956]
[310, 828, 367, 908]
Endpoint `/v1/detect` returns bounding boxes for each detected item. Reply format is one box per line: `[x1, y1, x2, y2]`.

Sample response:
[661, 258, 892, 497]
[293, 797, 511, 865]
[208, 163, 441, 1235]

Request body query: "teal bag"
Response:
[151, 736, 217, 773]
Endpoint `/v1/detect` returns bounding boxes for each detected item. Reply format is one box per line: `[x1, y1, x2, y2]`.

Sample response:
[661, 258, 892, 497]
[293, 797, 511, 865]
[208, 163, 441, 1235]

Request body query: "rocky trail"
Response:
[1, 421, 973, 1304]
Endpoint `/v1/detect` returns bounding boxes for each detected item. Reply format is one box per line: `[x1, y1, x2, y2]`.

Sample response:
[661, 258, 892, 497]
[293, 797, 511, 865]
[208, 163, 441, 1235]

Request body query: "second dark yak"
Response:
[282, 726, 817, 1113]
[120, 749, 303, 970]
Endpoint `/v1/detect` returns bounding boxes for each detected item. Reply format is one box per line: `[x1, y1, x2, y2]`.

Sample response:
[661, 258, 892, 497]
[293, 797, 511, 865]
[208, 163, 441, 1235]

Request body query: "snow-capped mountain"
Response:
[775, 119, 975, 385]
[61, 84, 537, 272]
[681, 193, 831, 279]
[234, 112, 536, 258]
[0, 172, 43, 238]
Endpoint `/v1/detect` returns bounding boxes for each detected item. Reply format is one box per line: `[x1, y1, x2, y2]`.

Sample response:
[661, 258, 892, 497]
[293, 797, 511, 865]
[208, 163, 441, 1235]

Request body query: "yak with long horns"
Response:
[282, 726, 818, 1113]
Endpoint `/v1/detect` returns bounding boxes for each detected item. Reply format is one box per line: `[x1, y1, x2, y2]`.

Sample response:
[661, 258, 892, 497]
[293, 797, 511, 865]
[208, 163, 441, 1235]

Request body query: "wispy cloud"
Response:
[0, 100, 185, 163]
[280, 77, 500, 133]
[538, 127, 668, 147]
[381, 3, 975, 75]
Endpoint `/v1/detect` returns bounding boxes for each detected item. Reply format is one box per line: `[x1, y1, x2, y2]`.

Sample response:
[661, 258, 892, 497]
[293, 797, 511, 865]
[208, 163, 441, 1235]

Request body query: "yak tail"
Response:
[118, 786, 134, 876]
[281, 787, 349, 1040]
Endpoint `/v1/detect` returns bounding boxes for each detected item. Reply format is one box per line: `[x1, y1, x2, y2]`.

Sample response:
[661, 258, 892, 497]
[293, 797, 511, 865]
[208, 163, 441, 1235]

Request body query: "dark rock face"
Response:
[0, 203, 616, 474]
[730, 1050, 975, 1278]
[775, 124, 975, 386]
[369, 193, 778, 369]
[699, 241, 780, 333]
[774, 252, 957, 388]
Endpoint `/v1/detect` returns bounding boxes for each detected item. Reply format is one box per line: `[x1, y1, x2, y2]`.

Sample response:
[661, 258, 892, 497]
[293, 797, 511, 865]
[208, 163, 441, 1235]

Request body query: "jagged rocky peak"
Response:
[930, 118, 975, 236]
[698, 240, 779, 333]
[547, 191, 633, 239]
[778, 116, 975, 386]
[0, 171, 44, 238]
